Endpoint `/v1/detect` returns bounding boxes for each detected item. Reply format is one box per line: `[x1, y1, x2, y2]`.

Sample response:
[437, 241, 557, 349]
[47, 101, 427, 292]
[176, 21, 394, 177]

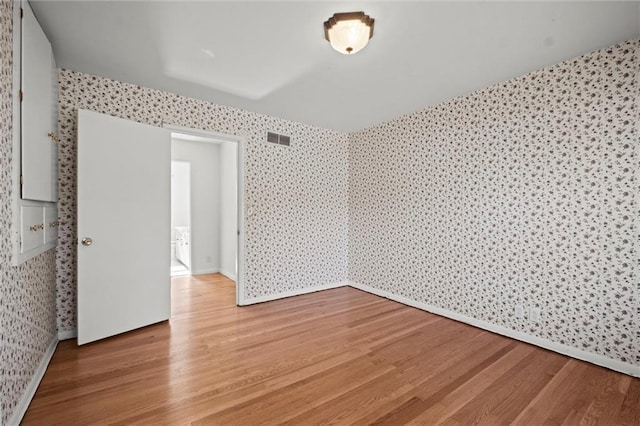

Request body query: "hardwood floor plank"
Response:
[369, 341, 518, 425]
[510, 358, 585, 425]
[405, 344, 537, 425]
[281, 369, 415, 425]
[409, 332, 512, 396]
[21, 274, 640, 425]
[444, 349, 568, 424]
[192, 354, 395, 425]
[616, 376, 640, 426]
[520, 360, 616, 426]
[118, 347, 372, 425]
[579, 375, 632, 425]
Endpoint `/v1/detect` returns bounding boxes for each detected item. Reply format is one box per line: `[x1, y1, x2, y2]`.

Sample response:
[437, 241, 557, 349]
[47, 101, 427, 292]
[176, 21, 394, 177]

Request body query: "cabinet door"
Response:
[44, 205, 58, 245]
[21, 1, 57, 202]
[21, 206, 44, 253]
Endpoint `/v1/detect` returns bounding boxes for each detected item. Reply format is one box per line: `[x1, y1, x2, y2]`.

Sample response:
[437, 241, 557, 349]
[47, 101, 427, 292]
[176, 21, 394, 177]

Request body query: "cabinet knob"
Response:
[81, 237, 93, 246]
[48, 132, 58, 142]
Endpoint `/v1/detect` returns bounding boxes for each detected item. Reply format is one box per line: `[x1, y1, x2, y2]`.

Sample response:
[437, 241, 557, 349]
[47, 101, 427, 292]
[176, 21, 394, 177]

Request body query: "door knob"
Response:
[82, 238, 93, 246]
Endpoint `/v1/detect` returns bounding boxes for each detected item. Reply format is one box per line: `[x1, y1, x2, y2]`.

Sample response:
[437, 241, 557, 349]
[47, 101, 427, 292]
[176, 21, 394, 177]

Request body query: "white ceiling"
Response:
[31, 1, 640, 132]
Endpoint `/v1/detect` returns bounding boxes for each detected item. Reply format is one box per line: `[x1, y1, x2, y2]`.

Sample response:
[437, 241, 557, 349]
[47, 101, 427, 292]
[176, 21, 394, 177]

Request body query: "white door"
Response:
[77, 109, 170, 345]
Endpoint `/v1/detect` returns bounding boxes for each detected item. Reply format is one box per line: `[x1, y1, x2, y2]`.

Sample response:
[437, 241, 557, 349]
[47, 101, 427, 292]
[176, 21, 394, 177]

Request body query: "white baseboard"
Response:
[58, 329, 77, 341]
[348, 281, 640, 378]
[240, 280, 349, 306]
[191, 268, 220, 276]
[219, 269, 237, 282]
[8, 336, 58, 425]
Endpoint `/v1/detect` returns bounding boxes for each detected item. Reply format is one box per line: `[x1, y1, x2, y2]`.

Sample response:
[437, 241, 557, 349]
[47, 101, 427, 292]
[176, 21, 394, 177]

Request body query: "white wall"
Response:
[171, 138, 220, 275]
[170, 161, 190, 240]
[219, 141, 237, 280]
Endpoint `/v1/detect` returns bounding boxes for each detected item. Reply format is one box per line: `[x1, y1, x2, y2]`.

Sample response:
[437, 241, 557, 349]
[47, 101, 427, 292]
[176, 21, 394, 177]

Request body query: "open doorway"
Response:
[165, 124, 244, 305]
[170, 160, 191, 276]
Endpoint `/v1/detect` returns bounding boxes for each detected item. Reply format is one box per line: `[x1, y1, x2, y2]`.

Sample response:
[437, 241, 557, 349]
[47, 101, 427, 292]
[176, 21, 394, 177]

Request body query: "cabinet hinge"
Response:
[19, 90, 23, 102]
[20, 175, 23, 185]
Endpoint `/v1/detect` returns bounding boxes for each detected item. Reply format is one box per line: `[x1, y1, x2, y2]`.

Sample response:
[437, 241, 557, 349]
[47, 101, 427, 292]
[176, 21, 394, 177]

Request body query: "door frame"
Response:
[163, 123, 246, 306]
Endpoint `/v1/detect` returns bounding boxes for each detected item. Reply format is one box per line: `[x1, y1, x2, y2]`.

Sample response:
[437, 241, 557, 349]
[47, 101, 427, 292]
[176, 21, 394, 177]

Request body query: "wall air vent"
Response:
[266, 131, 291, 147]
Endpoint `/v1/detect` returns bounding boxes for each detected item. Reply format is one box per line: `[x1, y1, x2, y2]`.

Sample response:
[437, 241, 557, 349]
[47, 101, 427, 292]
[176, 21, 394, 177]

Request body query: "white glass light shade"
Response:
[324, 12, 374, 55]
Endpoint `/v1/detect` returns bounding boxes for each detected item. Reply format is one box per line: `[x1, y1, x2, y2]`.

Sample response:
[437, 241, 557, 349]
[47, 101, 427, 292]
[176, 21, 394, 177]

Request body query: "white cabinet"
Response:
[20, 205, 45, 253]
[18, 203, 58, 257]
[21, 0, 58, 202]
[11, 1, 59, 265]
[44, 205, 59, 245]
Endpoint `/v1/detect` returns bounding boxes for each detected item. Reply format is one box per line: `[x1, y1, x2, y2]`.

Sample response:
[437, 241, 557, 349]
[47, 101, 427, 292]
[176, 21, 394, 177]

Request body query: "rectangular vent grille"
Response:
[266, 131, 291, 147]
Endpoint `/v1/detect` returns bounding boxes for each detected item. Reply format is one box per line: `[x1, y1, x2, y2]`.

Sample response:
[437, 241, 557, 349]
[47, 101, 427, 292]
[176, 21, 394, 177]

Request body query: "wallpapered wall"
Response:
[56, 69, 350, 332]
[0, 1, 58, 424]
[349, 39, 638, 367]
[1, 2, 637, 421]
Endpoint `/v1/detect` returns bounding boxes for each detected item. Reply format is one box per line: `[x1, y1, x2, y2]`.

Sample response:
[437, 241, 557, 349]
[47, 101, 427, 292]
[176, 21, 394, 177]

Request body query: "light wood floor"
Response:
[24, 274, 639, 425]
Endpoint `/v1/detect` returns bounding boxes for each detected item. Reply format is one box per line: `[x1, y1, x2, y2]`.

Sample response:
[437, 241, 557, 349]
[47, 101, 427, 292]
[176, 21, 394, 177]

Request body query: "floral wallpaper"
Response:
[56, 70, 350, 332]
[349, 39, 639, 367]
[0, 1, 57, 424]
[1, 2, 637, 421]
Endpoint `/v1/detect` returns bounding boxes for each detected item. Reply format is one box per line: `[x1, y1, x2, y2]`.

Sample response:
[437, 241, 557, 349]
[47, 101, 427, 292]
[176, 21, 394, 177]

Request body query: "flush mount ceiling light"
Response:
[324, 11, 375, 55]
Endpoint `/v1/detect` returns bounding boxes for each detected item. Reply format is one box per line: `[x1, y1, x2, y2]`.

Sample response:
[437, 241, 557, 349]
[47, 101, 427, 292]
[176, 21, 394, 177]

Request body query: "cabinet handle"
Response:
[48, 220, 59, 228]
[48, 132, 58, 142]
[30, 224, 44, 232]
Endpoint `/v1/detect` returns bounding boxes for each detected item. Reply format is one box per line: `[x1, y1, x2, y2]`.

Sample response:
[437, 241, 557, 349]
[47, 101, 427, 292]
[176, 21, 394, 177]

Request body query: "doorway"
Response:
[165, 124, 244, 305]
[170, 160, 191, 276]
